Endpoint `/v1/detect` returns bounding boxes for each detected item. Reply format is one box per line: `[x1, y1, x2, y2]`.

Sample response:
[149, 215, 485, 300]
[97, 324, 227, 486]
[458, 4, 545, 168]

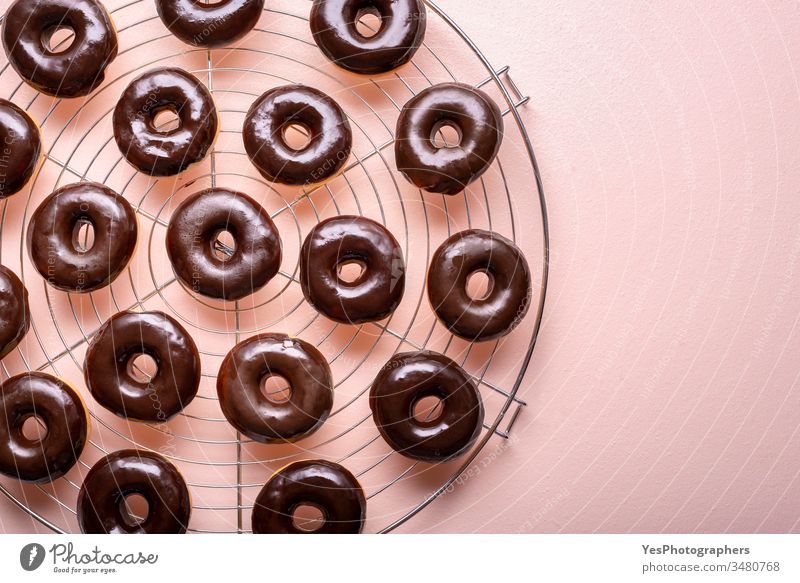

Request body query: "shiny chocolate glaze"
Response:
[252, 460, 365, 534]
[300, 215, 405, 324]
[370, 350, 484, 463]
[395, 83, 503, 195]
[166, 188, 282, 301]
[78, 449, 191, 534]
[113, 67, 218, 177]
[310, 0, 426, 74]
[243, 84, 352, 186]
[2, 0, 118, 98]
[83, 311, 201, 422]
[428, 229, 531, 341]
[156, 0, 265, 48]
[0, 264, 30, 359]
[27, 182, 138, 293]
[0, 373, 87, 483]
[0, 99, 41, 199]
[218, 333, 333, 443]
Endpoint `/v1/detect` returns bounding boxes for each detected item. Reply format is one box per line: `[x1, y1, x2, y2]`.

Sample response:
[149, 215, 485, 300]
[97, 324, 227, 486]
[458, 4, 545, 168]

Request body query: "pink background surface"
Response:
[1, 0, 799, 533]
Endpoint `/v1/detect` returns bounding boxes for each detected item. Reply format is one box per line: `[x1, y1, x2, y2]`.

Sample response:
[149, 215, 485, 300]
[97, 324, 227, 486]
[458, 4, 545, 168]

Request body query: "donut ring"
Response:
[0, 373, 88, 483]
[300, 216, 406, 324]
[155, 0, 265, 48]
[113, 67, 218, 177]
[243, 85, 352, 186]
[310, 0, 426, 74]
[0, 99, 42, 199]
[370, 351, 484, 463]
[27, 182, 138, 293]
[166, 188, 282, 301]
[1, 0, 118, 98]
[78, 449, 191, 534]
[0, 264, 30, 359]
[395, 83, 503, 195]
[83, 311, 201, 422]
[428, 229, 531, 342]
[252, 460, 366, 534]
[217, 333, 334, 443]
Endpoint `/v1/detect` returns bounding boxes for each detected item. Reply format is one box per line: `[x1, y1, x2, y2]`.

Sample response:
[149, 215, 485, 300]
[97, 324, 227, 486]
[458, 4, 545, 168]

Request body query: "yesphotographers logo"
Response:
[19, 543, 46, 571]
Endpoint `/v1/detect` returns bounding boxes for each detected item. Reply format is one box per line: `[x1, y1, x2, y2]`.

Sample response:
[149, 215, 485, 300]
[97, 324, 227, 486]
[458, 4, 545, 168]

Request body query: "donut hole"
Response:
[292, 503, 326, 532]
[412, 394, 445, 423]
[355, 7, 385, 38]
[337, 259, 367, 284]
[211, 229, 237, 261]
[43, 25, 76, 54]
[431, 121, 463, 149]
[466, 269, 495, 301]
[119, 493, 149, 528]
[72, 219, 96, 253]
[127, 353, 158, 384]
[152, 107, 182, 134]
[281, 122, 312, 151]
[21, 415, 48, 442]
[260, 374, 292, 404]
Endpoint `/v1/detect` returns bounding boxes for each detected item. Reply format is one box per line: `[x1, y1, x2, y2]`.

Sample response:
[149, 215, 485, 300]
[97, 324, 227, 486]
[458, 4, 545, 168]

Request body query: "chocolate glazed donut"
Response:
[156, 0, 265, 48]
[78, 450, 191, 534]
[243, 85, 352, 186]
[27, 182, 138, 293]
[252, 460, 366, 534]
[113, 67, 218, 177]
[2, 0, 118, 98]
[0, 373, 88, 483]
[395, 83, 503, 195]
[310, 0, 426, 74]
[0, 265, 30, 359]
[0, 99, 41, 199]
[166, 188, 282, 301]
[84, 311, 201, 422]
[300, 216, 406, 324]
[217, 333, 334, 443]
[370, 351, 484, 463]
[428, 229, 531, 342]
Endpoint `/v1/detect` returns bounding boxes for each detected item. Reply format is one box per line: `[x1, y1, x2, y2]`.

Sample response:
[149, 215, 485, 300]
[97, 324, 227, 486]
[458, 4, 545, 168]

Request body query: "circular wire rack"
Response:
[0, 0, 548, 533]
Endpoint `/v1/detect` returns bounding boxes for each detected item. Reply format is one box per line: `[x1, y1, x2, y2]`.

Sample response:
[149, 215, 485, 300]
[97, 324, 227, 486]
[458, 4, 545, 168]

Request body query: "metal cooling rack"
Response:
[0, 0, 549, 533]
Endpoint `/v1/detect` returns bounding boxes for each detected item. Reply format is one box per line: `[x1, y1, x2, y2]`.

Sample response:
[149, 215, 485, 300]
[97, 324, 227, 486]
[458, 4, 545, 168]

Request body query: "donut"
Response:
[310, 0, 426, 74]
[166, 188, 282, 301]
[428, 229, 531, 342]
[218, 333, 333, 444]
[0, 99, 42, 199]
[1, 0, 118, 98]
[83, 311, 201, 422]
[252, 460, 365, 534]
[0, 372, 88, 483]
[78, 449, 191, 534]
[27, 182, 138, 293]
[243, 85, 352, 186]
[300, 216, 405, 324]
[370, 351, 484, 463]
[113, 67, 218, 177]
[155, 0, 265, 48]
[395, 83, 503, 195]
[0, 264, 30, 359]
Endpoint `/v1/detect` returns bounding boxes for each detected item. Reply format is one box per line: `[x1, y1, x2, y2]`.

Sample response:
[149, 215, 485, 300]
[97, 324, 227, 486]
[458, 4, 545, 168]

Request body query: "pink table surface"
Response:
[1, 0, 799, 533]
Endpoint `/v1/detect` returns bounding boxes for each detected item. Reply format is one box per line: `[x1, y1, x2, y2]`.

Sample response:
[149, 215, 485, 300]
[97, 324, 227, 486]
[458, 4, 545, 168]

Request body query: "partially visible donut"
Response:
[0, 265, 30, 359]
[0, 99, 41, 199]
[155, 0, 265, 48]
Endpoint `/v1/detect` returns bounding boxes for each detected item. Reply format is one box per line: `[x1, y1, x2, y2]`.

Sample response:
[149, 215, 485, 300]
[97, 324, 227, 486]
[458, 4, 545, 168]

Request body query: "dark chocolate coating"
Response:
[395, 83, 503, 195]
[300, 215, 405, 324]
[155, 0, 265, 48]
[252, 460, 365, 534]
[0, 264, 30, 359]
[27, 182, 138, 293]
[0, 99, 41, 199]
[113, 67, 218, 177]
[166, 188, 281, 301]
[310, 0, 426, 74]
[0, 373, 87, 483]
[428, 229, 531, 342]
[1, 0, 118, 98]
[83, 311, 201, 422]
[370, 351, 484, 463]
[78, 449, 191, 534]
[217, 333, 333, 443]
[243, 84, 352, 186]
